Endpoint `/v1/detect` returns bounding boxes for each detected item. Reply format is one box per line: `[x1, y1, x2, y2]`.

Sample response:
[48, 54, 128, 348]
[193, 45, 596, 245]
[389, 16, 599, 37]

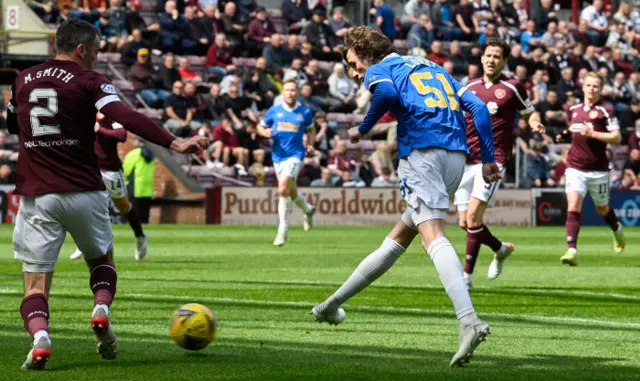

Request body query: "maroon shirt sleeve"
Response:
[97, 123, 128, 142]
[514, 80, 535, 113]
[100, 102, 176, 148]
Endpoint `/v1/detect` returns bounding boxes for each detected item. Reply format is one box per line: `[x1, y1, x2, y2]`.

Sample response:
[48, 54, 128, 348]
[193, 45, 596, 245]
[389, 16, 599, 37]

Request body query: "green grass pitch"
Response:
[0, 224, 639, 380]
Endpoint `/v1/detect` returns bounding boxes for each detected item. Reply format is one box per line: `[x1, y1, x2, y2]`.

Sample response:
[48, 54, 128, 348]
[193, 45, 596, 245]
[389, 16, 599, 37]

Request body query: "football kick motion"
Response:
[7, 19, 208, 370]
[70, 112, 148, 261]
[258, 79, 316, 247]
[453, 39, 544, 288]
[312, 26, 502, 367]
[557, 72, 626, 266]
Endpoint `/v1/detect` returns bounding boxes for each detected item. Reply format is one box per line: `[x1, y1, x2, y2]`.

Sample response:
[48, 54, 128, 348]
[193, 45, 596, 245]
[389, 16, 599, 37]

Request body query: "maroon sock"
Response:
[90, 261, 117, 306]
[478, 224, 503, 252]
[566, 211, 582, 250]
[464, 226, 483, 274]
[126, 207, 144, 238]
[602, 208, 619, 232]
[20, 293, 49, 336]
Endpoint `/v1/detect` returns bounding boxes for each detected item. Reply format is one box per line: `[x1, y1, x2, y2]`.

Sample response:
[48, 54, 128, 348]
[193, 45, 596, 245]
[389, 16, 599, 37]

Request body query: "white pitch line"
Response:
[0, 288, 639, 329]
[23, 277, 640, 301]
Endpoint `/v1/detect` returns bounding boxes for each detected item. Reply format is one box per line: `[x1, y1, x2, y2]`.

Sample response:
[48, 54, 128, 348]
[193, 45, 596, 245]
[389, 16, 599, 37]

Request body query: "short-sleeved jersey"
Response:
[261, 102, 313, 162]
[363, 53, 469, 160]
[465, 74, 534, 165]
[95, 117, 125, 171]
[8, 59, 122, 196]
[567, 101, 619, 172]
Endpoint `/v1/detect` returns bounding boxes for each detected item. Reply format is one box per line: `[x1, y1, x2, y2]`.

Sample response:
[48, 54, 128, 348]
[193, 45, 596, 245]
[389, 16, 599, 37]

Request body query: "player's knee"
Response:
[595, 205, 609, 216]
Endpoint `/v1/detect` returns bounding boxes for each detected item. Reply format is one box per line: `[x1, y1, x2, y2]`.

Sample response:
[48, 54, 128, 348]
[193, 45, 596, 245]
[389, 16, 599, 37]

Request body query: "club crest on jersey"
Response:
[487, 101, 499, 115]
[589, 110, 599, 119]
[100, 83, 118, 94]
[277, 112, 284, 118]
[296, 113, 303, 121]
[494, 88, 506, 99]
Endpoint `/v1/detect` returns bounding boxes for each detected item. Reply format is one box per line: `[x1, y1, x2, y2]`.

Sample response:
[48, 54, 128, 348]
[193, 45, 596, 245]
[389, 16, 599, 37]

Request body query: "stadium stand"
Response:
[4, 0, 640, 191]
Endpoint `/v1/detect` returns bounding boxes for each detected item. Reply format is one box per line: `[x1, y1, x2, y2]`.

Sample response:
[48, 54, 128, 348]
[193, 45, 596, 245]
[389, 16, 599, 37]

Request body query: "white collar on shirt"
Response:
[282, 101, 300, 112]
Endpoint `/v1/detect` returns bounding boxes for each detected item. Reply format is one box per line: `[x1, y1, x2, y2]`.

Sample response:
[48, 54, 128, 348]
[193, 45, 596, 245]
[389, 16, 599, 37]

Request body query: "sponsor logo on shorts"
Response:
[24, 139, 80, 148]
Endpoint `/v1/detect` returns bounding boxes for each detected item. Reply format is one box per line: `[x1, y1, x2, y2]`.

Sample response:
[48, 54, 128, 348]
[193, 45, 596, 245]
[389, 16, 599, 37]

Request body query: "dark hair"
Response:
[482, 38, 511, 60]
[343, 26, 396, 63]
[55, 19, 100, 54]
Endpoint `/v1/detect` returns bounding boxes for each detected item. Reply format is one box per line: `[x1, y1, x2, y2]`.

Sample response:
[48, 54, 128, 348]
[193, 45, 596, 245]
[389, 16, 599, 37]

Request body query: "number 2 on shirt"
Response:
[409, 72, 460, 111]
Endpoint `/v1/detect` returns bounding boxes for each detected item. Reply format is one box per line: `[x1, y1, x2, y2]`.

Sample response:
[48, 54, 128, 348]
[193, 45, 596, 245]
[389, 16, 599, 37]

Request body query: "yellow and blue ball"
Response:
[170, 303, 217, 350]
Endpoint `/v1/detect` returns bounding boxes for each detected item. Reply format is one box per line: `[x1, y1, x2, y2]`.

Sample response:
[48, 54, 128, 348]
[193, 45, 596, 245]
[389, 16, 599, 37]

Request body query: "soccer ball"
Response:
[170, 303, 217, 350]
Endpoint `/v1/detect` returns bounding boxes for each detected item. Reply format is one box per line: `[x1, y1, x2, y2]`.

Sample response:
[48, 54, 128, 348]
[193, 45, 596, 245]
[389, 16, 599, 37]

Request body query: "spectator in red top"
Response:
[327, 139, 356, 177]
[178, 56, 203, 83]
[211, 118, 249, 173]
[246, 6, 276, 57]
[427, 40, 451, 67]
[206, 33, 235, 81]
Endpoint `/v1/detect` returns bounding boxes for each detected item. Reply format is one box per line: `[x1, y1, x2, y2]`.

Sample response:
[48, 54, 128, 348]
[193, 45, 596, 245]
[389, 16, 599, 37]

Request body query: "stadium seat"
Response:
[317, 61, 335, 72]
[136, 108, 163, 120]
[187, 55, 207, 67]
[98, 52, 122, 63]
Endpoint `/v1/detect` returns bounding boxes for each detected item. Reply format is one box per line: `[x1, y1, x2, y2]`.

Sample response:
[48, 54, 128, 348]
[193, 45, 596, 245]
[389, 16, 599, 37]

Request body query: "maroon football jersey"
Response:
[566, 101, 618, 172]
[8, 59, 122, 196]
[464, 74, 534, 165]
[95, 115, 127, 171]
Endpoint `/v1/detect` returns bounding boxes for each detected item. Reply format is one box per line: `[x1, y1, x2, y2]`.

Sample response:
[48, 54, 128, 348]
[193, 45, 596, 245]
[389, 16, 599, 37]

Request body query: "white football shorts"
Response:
[398, 147, 466, 230]
[565, 168, 610, 206]
[14, 191, 114, 272]
[101, 170, 127, 199]
[454, 163, 506, 211]
[274, 157, 302, 181]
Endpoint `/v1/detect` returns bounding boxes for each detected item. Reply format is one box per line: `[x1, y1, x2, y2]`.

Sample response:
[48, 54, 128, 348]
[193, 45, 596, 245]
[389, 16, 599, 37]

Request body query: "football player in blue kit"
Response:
[311, 26, 501, 367]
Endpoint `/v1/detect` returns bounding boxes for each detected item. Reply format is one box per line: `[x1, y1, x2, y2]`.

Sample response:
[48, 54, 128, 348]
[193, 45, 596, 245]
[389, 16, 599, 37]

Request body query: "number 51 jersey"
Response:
[364, 53, 470, 160]
[8, 59, 121, 196]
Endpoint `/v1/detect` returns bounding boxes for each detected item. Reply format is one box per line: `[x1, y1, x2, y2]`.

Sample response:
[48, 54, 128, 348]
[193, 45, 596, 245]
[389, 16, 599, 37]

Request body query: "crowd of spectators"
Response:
[22, 0, 640, 190]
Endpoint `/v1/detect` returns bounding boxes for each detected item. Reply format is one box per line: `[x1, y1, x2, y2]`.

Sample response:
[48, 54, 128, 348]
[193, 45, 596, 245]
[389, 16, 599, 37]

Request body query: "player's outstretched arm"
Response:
[580, 126, 622, 145]
[96, 124, 128, 142]
[100, 102, 209, 154]
[350, 81, 397, 143]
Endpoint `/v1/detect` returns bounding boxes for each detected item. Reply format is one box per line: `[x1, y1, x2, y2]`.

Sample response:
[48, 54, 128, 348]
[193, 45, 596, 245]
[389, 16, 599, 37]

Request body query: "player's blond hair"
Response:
[340, 26, 396, 63]
[584, 72, 605, 88]
[282, 78, 298, 89]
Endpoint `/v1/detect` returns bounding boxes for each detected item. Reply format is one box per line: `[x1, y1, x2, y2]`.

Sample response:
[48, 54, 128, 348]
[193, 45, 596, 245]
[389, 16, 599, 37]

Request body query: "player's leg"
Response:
[288, 159, 315, 231]
[112, 196, 148, 260]
[464, 164, 513, 281]
[453, 165, 479, 287]
[63, 191, 118, 359]
[274, 160, 293, 246]
[401, 148, 489, 366]
[563, 169, 587, 265]
[587, 173, 625, 253]
[312, 217, 418, 324]
[14, 196, 66, 370]
[108, 170, 147, 260]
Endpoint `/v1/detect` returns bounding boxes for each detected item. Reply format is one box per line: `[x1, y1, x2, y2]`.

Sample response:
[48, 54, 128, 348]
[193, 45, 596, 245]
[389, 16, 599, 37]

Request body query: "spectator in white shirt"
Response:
[580, 0, 608, 46]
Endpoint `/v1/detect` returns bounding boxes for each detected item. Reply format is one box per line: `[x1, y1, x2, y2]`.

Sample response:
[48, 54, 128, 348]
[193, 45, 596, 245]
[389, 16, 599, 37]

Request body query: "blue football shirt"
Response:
[261, 103, 314, 162]
[362, 53, 472, 160]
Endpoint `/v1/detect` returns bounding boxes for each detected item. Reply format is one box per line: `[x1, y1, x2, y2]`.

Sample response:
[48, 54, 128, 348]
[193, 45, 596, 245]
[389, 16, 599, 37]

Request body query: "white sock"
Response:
[427, 237, 475, 321]
[318, 237, 405, 312]
[616, 225, 623, 234]
[33, 330, 51, 346]
[278, 196, 291, 232]
[92, 303, 109, 317]
[497, 243, 509, 255]
[293, 191, 312, 213]
[568, 248, 577, 254]
[463, 272, 473, 282]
